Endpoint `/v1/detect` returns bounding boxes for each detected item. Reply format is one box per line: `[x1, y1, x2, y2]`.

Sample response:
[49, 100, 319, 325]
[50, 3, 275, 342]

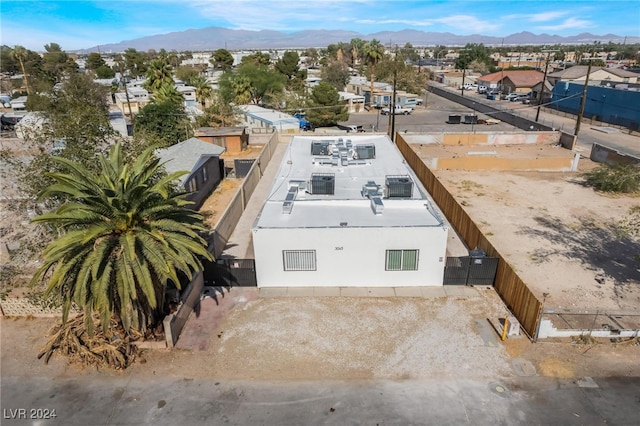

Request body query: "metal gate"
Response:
[443, 256, 498, 286]
[204, 258, 257, 287]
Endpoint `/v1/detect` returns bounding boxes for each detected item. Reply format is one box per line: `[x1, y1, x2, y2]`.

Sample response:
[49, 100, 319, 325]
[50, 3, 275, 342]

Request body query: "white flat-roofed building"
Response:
[252, 134, 448, 287]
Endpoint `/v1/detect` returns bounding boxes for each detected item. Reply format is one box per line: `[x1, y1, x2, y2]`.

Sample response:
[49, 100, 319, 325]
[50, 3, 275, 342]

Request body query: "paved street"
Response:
[2, 375, 639, 425]
[339, 85, 640, 158]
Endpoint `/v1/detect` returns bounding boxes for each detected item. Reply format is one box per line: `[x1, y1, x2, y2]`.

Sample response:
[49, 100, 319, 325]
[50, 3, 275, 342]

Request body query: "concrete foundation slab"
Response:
[365, 287, 396, 297]
[421, 287, 448, 298]
[340, 287, 369, 297]
[259, 287, 288, 298]
[287, 287, 314, 297]
[313, 287, 341, 297]
[444, 286, 478, 297]
[394, 287, 424, 297]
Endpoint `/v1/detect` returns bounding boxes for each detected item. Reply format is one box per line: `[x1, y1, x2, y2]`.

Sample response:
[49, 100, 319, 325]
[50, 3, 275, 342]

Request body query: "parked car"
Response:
[514, 93, 532, 103]
[381, 105, 412, 115]
[504, 93, 520, 101]
[478, 85, 488, 94]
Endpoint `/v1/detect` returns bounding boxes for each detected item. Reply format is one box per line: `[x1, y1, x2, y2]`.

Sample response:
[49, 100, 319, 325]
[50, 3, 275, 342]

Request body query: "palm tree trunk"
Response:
[17, 57, 31, 95]
[370, 70, 375, 109]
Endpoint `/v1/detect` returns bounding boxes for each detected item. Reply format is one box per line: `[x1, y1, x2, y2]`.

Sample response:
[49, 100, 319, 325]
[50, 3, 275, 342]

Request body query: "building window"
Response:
[386, 249, 419, 271]
[283, 250, 316, 271]
[202, 166, 208, 182]
[187, 178, 197, 192]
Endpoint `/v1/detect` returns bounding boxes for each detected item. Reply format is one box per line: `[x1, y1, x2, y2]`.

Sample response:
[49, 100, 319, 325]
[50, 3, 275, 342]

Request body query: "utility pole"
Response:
[458, 49, 470, 97]
[573, 54, 599, 148]
[388, 46, 398, 141]
[535, 49, 558, 122]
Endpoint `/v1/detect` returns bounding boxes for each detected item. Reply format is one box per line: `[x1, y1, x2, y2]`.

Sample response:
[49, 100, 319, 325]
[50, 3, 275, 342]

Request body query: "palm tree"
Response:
[363, 39, 385, 108]
[31, 143, 212, 338]
[144, 58, 174, 93]
[12, 45, 31, 95]
[153, 82, 184, 106]
[192, 75, 212, 109]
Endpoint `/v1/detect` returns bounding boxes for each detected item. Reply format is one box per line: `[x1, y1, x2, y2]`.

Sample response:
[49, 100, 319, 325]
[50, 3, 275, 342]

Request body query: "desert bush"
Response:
[582, 164, 640, 193]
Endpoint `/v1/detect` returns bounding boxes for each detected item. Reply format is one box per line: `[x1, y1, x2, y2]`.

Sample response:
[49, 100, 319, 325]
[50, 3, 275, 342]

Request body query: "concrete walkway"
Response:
[220, 141, 290, 259]
[259, 285, 480, 298]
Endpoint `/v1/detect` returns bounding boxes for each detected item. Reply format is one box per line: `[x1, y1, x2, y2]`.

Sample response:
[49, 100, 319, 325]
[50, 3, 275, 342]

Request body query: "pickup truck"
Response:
[380, 105, 412, 115]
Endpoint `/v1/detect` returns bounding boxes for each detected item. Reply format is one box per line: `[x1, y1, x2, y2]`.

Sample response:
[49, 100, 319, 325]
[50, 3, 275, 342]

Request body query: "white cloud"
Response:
[537, 17, 592, 31]
[502, 11, 570, 22]
[434, 15, 496, 34]
[354, 19, 432, 27]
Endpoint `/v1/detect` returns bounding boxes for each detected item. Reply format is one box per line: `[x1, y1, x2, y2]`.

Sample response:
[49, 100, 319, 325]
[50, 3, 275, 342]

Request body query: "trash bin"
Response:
[464, 114, 478, 124]
[447, 114, 461, 124]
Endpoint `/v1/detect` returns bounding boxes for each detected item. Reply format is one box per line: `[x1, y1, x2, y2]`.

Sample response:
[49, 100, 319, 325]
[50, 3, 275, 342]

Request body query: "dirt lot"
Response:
[2, 291, 639, 383]
[427, 158, 640, 311]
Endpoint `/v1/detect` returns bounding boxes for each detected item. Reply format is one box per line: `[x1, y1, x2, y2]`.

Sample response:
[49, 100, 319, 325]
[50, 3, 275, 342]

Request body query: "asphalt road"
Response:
[339, 87, 640, 158]
[2, 375, 639, 425]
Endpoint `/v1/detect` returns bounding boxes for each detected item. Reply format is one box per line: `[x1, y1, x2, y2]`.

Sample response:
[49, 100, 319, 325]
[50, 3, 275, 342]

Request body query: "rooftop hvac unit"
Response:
[310, 173, 335, 195]
[355, 144, 376, 160]
[385, 175, 413, 198]
[311, 140, 330, 155]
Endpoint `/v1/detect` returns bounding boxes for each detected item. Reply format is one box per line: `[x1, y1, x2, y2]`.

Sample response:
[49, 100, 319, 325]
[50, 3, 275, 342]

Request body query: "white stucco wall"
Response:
[253, 225, 448, 287]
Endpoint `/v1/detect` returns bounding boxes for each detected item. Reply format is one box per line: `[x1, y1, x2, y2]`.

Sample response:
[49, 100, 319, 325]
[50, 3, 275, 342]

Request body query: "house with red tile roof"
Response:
[477, 70, 545, 95]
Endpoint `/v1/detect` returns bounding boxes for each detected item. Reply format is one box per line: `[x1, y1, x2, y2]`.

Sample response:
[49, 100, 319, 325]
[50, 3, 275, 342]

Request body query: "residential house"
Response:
[338, 91, 365, 113]
[10, 96, 27, 111]
[346, 76, 393, 107]
[238, 105, 300, 133]
[177, 85, 197, 108]
[251, 134, 449, 287]
[195, 126, 249, 154]
[477, 70, 545, 95]
[155, 138, 225, 209]
[433, 71, 478, 89]
[114, 87, 150, 115]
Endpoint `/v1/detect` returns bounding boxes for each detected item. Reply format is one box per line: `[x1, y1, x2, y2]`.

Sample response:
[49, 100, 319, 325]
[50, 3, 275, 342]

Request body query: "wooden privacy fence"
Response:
[396, 134, 543, 338]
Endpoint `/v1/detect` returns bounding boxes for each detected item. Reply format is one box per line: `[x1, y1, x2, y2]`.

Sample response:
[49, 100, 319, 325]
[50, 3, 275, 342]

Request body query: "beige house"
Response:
[114, 87, 150, 115]
[548, 66, 640, 86]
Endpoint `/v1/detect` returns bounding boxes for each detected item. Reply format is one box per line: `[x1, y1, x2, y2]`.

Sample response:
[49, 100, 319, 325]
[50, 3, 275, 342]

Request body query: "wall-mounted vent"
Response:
[310, 173, 335, 195]
[385, 175, 413, 198]
[355, 144, 376, 160]
[311, 140, 331, 156]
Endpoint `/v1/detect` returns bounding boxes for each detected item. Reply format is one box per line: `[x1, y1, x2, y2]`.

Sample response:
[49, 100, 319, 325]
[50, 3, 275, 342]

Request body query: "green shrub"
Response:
[582, 164, 640, 193]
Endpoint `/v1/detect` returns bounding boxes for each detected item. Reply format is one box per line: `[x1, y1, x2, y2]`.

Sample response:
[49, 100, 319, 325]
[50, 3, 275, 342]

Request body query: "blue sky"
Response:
[2, 0, 639, 51]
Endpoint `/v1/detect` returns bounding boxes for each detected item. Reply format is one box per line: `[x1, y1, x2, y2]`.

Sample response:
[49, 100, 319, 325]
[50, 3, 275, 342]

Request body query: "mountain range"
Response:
[84, 27, 639, 53]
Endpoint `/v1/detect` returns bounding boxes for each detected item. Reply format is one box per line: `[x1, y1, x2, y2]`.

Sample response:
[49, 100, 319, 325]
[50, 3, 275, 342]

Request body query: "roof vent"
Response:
[282, 186, 298, 214]
[385, 175, 413, 199]
[370, 196, 384, 215]
[310, 173, 335, 195]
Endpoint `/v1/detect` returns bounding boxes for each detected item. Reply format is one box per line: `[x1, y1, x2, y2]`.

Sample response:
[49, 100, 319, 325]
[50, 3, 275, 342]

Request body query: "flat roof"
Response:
[253, 135, 445, 229]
